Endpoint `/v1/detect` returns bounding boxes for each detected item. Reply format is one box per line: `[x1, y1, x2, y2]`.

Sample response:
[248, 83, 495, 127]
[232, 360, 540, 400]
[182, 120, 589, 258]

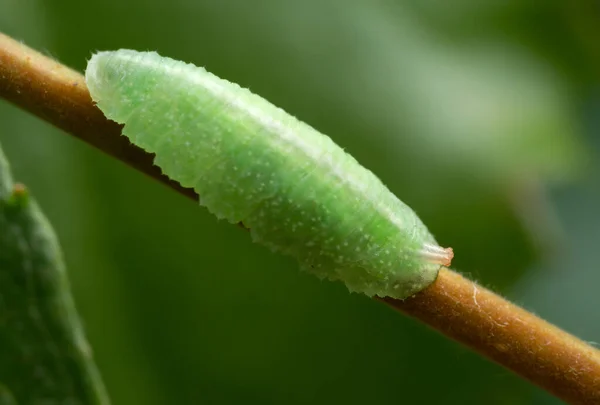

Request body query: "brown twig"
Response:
[1, 32, 599, 404]
[379, 270, 600, 404]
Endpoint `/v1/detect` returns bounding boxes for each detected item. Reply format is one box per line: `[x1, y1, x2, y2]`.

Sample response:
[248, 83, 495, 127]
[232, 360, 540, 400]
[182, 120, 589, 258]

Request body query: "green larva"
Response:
[85, 50, 453, 299]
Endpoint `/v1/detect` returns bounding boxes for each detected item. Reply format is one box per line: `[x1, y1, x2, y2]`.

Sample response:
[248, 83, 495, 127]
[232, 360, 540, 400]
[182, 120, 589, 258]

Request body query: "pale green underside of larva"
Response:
[85, 50, 442, 299]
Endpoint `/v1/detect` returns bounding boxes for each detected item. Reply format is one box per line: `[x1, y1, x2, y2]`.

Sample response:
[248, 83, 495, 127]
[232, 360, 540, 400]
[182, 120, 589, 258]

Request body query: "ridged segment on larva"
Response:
[85, 50, 452, 299]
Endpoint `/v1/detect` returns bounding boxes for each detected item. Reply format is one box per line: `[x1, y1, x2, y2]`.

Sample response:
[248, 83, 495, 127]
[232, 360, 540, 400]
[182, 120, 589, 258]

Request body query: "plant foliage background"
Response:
[1, 1, 600, 404]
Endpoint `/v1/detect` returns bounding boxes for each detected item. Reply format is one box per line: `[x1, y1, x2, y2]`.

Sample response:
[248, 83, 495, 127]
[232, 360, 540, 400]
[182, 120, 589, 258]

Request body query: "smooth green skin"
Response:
[86, 50, 441, 299]
[0, 145, 109, 405]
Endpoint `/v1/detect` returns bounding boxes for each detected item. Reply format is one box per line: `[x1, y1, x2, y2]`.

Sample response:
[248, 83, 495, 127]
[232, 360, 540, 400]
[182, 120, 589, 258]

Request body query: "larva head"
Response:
[86, 52, 120, 113]
[86, 50, 160, 124]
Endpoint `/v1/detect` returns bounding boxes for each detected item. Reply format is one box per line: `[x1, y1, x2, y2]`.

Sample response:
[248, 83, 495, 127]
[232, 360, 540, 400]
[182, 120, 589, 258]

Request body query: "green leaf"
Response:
[0, 144, 109, 405]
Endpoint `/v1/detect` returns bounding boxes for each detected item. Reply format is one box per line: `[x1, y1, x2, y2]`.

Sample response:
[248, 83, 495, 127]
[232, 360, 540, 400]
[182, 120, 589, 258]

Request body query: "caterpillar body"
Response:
[85, 50, 453, 299]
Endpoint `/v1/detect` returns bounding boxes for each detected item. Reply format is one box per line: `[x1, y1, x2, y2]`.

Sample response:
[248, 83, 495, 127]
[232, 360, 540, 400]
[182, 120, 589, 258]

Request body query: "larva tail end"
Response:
[420, 243, 454, 267]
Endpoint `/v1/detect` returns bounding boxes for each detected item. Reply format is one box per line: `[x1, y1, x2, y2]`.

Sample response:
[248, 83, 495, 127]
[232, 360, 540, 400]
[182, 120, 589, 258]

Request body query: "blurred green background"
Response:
[1, 1, 599, 404]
